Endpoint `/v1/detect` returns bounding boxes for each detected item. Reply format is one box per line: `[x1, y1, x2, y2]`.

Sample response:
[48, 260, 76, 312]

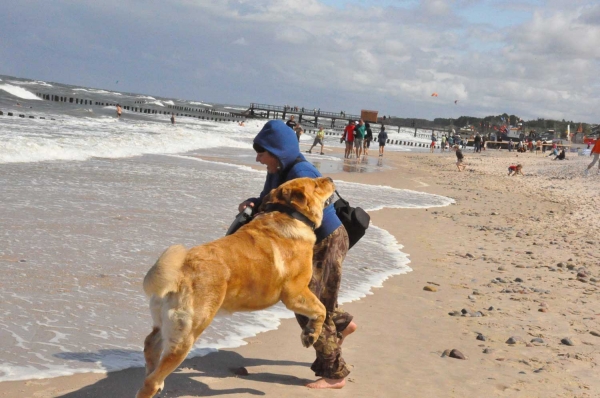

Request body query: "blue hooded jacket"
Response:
[247, 120, 341, 242]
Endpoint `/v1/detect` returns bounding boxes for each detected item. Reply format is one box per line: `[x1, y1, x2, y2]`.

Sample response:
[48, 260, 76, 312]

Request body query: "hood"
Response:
[254, 120, 302, 169]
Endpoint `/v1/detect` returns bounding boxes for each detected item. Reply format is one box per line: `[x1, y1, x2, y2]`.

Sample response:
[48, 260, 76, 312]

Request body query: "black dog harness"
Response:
[262, 203, 316, 231]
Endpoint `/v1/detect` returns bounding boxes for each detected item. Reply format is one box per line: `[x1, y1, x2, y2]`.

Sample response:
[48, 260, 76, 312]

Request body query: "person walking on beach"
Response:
[584, 139, 600, 175]
[378, 125, 388, 157]
[295, 125, 304, 142]
[363, 122, 373, 156]
[474, 133, 481, 153]
[430, 133, 437, 153]
[286, 115, 297, 131]
[441, 134, 447, 153]
[238, 120, 357, 389]
[342, 121, 355, 159]
[116, 104, 122, 119]
[307, 126, 325, 154]
[354, 119, 366, 158]
[170, 113, 175, 125]
[454, 145, 466, 171]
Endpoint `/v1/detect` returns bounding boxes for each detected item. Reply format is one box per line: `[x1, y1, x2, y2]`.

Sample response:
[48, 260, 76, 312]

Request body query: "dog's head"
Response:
[261, 177, 335, 229]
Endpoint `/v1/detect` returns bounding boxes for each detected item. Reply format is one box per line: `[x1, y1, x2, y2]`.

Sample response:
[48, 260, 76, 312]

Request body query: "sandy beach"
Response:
[2, 147, 599, 398]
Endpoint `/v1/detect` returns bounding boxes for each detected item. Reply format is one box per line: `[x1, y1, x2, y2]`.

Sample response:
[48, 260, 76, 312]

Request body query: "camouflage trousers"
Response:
[296, 225, 352, 379]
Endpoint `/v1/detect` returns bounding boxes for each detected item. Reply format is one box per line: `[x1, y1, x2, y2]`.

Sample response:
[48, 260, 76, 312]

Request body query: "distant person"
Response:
[170, 113, 175, 125]
[378, 125, 388, 157]
[430, 133, 437, 153]
[307, 126, 325, 154]
[553, 148, 566, 160]
[116, 104, 122, 119]
[363, 122, 373, 156]
[542, 140, 547, 153]
[239, 120, 245, 127]
[508, 164, 524, 176]
[342, 121, 355, 159]
[454, 145, 466, 171]
[354, 119, 366, 158]
[584, 139, 600, 175]
[295, 125, 304, 142]
[441, 134, 447, 152]
[474, 133, 481, 152]
[286, 115, 297, 130]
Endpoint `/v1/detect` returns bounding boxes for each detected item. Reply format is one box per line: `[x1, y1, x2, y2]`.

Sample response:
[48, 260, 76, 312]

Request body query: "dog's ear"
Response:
[288, 188, 307, 209]
[277, 186, 307, 209]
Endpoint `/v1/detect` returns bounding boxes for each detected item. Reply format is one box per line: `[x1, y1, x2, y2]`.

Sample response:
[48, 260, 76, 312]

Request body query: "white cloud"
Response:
[1, 0, 599, 122]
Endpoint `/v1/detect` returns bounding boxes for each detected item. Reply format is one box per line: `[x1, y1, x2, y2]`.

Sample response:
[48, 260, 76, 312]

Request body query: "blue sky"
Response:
[1, 0, 599, 122]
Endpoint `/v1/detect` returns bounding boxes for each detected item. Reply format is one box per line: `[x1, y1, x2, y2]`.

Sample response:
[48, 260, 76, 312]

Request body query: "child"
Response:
[508, 164, 524, 176]
[454, 145, 466, 171]
[378, 126, 388, 157]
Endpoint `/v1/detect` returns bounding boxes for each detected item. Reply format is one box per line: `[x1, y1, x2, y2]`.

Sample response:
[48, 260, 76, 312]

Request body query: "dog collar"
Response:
[262, 203, 316, 230]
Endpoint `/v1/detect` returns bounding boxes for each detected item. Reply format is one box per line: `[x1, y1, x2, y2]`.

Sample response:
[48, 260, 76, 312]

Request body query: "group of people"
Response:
[432, 132, 469, 152]
[341, 119, 387, 158]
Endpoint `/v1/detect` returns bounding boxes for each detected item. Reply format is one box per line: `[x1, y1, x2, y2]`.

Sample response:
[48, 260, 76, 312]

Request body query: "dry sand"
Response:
[2, 147, 599, 398]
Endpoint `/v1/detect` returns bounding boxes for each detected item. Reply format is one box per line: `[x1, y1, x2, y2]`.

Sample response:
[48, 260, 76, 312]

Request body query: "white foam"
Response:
[0, 84, 42, 100]
[146, 100, 164, 107]
[8, 80, 53, 87]
[0, 115, 256, 163]
[190, 101, 212, 107]
[163, 100, 174, 105]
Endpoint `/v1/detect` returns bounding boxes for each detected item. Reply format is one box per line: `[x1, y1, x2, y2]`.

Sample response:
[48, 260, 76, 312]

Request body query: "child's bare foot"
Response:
[306, 377, 346, 389]
[339, 321, 357, 346]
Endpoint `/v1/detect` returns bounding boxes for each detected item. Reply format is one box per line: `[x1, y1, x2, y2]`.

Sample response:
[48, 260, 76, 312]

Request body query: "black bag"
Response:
[333, 190, 370, 249]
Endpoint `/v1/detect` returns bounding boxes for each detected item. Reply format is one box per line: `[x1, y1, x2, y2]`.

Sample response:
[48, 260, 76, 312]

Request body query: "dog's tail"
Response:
[143, 244, 188, 298]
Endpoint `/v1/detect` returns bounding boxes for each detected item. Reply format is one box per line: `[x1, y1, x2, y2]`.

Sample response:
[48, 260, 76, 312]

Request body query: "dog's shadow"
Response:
[55, 349, 313, 397]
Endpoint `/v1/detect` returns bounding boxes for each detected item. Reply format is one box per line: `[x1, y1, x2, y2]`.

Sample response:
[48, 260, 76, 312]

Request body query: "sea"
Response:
[0, 75, 454, 382]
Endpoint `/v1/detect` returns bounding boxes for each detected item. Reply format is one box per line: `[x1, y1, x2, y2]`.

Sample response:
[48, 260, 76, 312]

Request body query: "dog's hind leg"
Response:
[143, 295, 164, 376]
[137, 289, 224, 398]
[136, 304, 195, 398]
[282, 287, 326, 348]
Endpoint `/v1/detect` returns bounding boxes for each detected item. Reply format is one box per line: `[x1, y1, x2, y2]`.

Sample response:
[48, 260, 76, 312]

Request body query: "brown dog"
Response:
[136, 177, 335, 398]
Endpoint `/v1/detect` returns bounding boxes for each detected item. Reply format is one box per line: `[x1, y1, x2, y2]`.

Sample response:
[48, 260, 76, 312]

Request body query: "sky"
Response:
[1, 0, 599, 122]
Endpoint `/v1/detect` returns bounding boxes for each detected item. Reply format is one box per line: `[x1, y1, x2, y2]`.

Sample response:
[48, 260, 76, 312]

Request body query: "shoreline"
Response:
[2, 148, 599, 397]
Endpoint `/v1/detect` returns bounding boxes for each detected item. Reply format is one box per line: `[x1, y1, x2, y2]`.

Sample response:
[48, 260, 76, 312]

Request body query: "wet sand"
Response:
[2, 147, 599, 397]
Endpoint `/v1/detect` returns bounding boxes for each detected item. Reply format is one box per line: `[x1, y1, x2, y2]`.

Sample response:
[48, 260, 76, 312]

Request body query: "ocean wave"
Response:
[0, 84, 42, 100]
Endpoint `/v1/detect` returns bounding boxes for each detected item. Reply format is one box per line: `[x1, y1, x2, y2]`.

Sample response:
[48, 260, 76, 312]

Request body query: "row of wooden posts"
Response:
[33, 93, 245, 123]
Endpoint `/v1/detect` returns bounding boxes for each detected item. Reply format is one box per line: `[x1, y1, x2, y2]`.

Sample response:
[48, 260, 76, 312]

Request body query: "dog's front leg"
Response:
[282, 288, 326, 347]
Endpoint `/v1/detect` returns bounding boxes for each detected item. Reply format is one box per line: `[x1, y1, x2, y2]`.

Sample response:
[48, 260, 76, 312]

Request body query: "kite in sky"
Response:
[115, 80, 119, 84]
[431, 92, 438, 97]
[454, 100, 458, 104]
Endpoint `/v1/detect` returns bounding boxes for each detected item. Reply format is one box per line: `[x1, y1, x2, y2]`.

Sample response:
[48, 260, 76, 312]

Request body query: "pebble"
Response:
[488, 306, 494, 311]
[561, 338, 574, 346]
[590, 331, 600, 337]
[448, 310, 461, 316]
[506, 336, 523, 344]
[515, 277, 524, 283]
[449, 349, 466, 360]
[468, 295, 475, 300]
[531, 338, 544, 344]
[465, 253, 474, 258]
[539, 308, 548, 313]
[476, 334, 486, 341]
[441, 349, 452, 357]
[498, 266, 507, 271]
[423, 285, 438, 292]
[483, 348, 494, 354]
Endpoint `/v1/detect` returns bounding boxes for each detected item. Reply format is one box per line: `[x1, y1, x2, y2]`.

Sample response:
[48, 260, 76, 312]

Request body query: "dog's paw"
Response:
[301, 329, 317, 348]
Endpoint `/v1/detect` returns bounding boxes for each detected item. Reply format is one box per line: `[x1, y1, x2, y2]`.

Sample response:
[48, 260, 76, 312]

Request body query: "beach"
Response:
[2, 145, 599, 397]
